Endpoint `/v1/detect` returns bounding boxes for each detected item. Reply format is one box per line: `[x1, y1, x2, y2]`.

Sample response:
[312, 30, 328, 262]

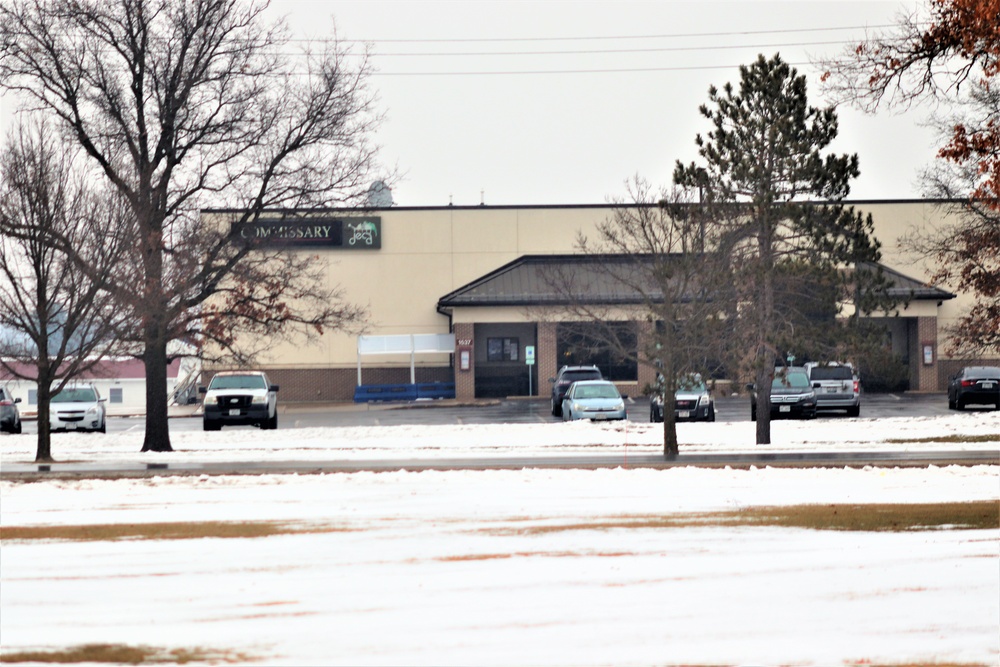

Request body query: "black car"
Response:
[549, 365, 603, 416]
[0, 385, 22, 434]
[947, 366, 1000, 411]
[749, 368, 817, 421]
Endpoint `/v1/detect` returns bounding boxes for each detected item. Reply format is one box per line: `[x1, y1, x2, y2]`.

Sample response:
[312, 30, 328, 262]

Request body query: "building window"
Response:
[556, 322, 637, 382]
[109, 387, 123, 404]
[487, 337, 519, 362]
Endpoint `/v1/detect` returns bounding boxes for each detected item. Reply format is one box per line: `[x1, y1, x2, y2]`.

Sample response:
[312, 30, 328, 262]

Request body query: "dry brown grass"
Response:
[0, 520, 350, 543]
[884, 434, 1000, 443]
[3, 503, 996, 545]
[481, 501, 1000, 536]
[0, 644, 255, 664]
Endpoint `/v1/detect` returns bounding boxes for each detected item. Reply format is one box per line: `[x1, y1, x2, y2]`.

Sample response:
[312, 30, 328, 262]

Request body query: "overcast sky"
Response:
[1, 1, 938, 207]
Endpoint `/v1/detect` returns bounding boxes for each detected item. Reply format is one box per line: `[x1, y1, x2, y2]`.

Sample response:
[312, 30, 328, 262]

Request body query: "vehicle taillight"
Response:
[0, 399, 11, 406]
[961, 379, 977, 387]
[853, 380, 859, 393]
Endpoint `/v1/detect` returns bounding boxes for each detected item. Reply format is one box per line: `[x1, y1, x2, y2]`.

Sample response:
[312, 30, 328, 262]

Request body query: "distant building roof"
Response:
[438, 255, 955, 309]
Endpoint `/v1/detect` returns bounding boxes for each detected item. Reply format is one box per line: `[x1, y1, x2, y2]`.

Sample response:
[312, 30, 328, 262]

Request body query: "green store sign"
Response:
[236, 217, 381, 249]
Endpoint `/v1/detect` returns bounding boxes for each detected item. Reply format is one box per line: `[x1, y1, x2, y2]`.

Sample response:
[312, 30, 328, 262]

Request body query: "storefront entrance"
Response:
[473, 323, 538, 398]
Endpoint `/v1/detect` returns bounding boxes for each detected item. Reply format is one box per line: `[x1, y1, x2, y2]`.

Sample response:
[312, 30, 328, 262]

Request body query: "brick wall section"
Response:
[915, 316, 939, 391]
[537, 322, 558, 399]
[219, 367, 451, 403]
[454, 323, 475, 400]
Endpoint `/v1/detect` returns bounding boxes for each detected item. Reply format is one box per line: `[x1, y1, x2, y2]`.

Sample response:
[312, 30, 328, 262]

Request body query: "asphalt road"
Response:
[163, 392, 972, 430]
[12, 392, 986, 435]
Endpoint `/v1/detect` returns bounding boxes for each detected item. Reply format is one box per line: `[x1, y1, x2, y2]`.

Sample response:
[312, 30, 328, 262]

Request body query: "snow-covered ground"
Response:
[2, 413, 999, 666]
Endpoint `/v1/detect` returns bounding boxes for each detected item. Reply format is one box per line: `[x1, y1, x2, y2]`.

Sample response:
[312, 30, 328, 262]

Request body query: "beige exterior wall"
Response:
[863, 201, 975, 355]
[234, 206, 613, 373]
[205, 201, 991, 398]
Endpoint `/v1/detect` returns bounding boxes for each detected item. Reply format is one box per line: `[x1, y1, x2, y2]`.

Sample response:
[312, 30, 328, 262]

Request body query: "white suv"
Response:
[200, 371, 279, 431]
[804, 362, 861, 417]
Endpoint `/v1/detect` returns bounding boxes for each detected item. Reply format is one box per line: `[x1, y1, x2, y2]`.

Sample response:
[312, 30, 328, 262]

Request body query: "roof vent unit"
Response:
[366, 181, 393, 208]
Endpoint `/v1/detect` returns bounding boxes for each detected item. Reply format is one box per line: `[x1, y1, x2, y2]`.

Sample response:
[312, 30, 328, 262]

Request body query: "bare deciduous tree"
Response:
[821, 0, 999, 356]
[0, 120, 130, 462]
[0, 0, 384, 451]
[540, 177, 728, 458]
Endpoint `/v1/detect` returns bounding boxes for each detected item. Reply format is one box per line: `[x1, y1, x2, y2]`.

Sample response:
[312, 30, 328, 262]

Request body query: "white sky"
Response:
[268, 0, 936, 206]
[1, 1, 940, 207]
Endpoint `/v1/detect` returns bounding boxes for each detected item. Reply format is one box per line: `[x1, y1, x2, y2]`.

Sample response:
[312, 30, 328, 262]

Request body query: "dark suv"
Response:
[0, 386, 22, 434]
[550, 365, 603, 416]
[749, 368, 817, 421]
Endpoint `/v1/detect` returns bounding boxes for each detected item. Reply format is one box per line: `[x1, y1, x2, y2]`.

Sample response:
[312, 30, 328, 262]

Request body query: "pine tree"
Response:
[675, 54, 890, 445]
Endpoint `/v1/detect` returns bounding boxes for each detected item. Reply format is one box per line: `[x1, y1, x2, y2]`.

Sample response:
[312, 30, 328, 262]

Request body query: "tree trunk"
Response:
[755, 361, 773, 445]
[662, 404, 679, 458]
[140, 328, 173, 452]
[34, 370, 53, 463]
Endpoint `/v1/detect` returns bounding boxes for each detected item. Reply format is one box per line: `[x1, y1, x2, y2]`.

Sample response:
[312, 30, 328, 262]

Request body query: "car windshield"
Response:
[574, 384, 620, 399]
[772, 372, 810, 389]
[677, 377, 707, 392]
[52, 387, 97, 402]
[210, 375, 267, 390]
[810, 367, 853, 381]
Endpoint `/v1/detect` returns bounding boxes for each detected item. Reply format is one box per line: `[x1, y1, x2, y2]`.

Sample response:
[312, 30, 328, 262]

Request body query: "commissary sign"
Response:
[235, 217, 381, 249]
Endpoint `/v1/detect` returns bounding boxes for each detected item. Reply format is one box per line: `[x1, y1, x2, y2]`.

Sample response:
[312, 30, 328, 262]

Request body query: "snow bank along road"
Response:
[1, 410, 999, 477]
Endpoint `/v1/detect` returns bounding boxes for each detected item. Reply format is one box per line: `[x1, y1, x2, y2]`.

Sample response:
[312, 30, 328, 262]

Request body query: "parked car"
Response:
[200, 371, 279, 431]
[804, 362, 861, 416]
[947, 366, 1000, 411]
[650, 374, 715, 423]
[561, 380, 627, 421]
[50, 383, 106, 433]
[749, 368, 817, 421]
[550, 365, 603, 416]
[0, 386, 22, 434]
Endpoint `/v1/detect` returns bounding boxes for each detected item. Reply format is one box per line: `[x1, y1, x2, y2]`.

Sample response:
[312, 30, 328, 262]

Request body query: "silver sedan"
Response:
[561, 380, 627, 421]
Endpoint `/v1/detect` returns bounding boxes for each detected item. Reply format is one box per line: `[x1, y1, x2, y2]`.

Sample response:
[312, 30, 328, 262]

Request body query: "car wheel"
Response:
[261, 412, 278, 430]
[13, 419, 21, 434]
[551, 399, 561, 417]
[948, 395, 956, 410]
[707, 404, 716, 422]
[203, 419, 221, 431]
[97, 419, 106, 434]
[956, 397, 965, 411]
[847, 404, 860, 418]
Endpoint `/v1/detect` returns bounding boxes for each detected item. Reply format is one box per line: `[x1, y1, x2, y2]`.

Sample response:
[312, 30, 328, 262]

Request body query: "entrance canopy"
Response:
[357, 334, 455, 385]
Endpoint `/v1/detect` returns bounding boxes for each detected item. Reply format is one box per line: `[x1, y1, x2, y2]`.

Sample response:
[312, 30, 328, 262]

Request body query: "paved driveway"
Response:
[12, 392, 961, 434]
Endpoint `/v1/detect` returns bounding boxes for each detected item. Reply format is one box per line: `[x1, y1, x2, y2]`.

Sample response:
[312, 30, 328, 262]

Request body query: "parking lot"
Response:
[9, 391, 979, 435]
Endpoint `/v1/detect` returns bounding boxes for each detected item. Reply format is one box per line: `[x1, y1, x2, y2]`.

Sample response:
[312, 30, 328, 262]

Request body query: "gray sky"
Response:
[2, 0, 937, 206]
